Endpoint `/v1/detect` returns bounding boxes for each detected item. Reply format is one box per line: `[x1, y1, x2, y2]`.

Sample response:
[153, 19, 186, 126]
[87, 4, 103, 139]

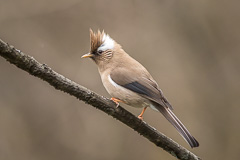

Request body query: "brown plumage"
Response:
[81, 30, 199, 148]
[90, 29, 104, 53]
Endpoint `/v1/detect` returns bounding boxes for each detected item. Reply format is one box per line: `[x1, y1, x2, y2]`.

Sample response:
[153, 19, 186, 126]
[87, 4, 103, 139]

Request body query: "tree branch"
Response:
[0, 39, 200, 160]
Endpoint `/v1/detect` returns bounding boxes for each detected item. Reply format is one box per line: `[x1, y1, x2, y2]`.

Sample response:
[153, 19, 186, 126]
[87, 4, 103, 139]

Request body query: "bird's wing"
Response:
[110, 67, 199, 147]
[110, 66, 200, 147]
[110, 67, 173, 110]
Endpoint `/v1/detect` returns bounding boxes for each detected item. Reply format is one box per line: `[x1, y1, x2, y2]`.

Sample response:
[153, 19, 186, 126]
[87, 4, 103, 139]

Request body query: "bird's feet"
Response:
[138, 115, 144, 120]
[137, 107, 147, 120]
[111, 97, 123, 108]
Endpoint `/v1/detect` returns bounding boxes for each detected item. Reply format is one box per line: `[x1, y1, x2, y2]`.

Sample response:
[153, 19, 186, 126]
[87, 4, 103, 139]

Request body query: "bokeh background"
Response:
[1, 0, 240, 160]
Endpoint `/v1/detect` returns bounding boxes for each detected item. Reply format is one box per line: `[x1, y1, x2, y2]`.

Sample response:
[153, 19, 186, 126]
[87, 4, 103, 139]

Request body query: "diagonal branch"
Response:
[0, 39, 200, 160]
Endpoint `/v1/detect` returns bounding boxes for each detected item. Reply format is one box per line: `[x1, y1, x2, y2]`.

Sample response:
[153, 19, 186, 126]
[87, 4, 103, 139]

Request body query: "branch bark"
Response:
[0, 39, 201, 160]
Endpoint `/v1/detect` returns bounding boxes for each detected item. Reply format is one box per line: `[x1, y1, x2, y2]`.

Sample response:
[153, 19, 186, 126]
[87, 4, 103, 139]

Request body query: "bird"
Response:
[81, 29, 199, 148]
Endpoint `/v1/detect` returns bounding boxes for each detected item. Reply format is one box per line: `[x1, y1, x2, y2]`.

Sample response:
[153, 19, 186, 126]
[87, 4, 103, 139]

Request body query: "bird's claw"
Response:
[111, 97, 121, 108]
[138, 115, 144, 120]
[137, 107, 147, 121]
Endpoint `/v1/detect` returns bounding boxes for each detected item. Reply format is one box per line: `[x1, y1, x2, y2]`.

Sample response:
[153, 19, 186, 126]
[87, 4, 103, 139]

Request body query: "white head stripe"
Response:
[98, 34, 114, 51]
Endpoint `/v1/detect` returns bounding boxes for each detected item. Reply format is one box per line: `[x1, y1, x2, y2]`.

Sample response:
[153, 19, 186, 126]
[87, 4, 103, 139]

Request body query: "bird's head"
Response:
[82, 29, 123, 66]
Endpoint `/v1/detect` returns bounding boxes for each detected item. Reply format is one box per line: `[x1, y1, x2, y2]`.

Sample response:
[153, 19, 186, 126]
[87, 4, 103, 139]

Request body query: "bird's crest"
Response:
[90, 29, 114, 53]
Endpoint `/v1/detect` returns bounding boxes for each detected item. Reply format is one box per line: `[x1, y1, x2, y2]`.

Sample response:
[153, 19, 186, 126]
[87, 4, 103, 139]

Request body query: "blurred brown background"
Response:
[0, 0, 240, 160]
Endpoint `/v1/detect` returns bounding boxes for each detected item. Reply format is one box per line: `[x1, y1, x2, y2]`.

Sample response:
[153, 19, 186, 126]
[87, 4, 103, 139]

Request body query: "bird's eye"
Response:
[98, 50, 103, 54]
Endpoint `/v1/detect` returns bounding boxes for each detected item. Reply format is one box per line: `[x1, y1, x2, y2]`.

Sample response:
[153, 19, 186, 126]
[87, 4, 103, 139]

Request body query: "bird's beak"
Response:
[81, 53, 94, 58]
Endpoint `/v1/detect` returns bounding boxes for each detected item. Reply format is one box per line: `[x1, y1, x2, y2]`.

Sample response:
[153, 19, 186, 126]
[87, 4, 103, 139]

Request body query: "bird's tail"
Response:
[155, 104, 199, 148]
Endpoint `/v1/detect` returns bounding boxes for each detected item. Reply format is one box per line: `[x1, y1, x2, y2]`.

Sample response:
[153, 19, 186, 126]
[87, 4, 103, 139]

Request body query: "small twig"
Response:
[0, 39, 200, 160]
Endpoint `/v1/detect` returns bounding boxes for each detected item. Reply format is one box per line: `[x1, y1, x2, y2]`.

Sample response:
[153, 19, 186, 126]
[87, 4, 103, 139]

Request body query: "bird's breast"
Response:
[100, 72, 150, 108]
